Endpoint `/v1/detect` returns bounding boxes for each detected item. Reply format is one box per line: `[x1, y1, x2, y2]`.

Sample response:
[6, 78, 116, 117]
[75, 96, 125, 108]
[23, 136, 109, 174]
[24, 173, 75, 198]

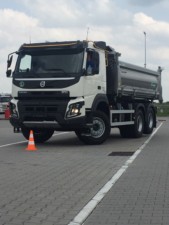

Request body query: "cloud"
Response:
[0, 8, 39, 94]
[134, 12, 169, 33]
[0, 9, 38, 47]
[127, 0, 166, 6]
[133, 13, 169, 51]
[20, 0, 131, 28]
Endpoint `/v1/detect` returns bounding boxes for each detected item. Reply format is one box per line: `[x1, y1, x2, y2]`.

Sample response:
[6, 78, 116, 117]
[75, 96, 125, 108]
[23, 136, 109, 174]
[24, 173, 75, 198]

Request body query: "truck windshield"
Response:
[16, 49, 84, 77]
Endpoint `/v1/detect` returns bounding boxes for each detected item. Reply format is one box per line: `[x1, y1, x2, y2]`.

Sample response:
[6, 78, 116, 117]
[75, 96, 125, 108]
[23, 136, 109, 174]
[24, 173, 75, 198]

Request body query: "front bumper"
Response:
[10, 98, 89, 131]
[10, 115, 87, 131]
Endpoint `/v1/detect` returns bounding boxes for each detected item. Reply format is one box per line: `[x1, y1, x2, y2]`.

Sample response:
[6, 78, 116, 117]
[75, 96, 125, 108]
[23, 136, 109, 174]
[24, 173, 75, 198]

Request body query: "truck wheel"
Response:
[130, 110, 144, 138]
[75, 111, 110, 145]
[21, 127, 54, 143]
[144, 108, 154, 134]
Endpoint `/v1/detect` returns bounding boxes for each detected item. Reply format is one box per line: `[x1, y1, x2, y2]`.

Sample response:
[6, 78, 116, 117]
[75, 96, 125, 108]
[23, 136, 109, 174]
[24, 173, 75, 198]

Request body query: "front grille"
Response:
[18, 91, 70, 99]
[18, 99, 69, 121]
[24, 106, 58, 113]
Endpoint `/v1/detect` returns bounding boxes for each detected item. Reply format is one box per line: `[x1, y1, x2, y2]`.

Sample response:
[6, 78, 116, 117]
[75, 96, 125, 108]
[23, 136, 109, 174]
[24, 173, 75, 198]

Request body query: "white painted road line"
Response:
[0, 141, 27, 148]
[67, 122, 164, 225]
[0, 132, 69, 148]
[53, 132, 70, 137]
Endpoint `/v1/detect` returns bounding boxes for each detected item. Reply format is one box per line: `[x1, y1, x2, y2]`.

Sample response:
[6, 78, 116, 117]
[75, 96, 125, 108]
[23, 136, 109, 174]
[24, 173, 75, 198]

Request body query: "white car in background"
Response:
[0, 94, 12, 113]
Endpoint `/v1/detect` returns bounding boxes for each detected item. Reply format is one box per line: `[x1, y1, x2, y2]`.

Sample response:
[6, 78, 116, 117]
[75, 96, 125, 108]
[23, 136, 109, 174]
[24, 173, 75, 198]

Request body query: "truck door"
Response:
[83, 50, 101, 97]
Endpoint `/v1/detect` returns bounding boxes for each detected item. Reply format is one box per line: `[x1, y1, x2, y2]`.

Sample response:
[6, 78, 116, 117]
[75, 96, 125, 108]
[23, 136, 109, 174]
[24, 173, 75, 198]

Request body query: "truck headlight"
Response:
[66, 102, 84, 118]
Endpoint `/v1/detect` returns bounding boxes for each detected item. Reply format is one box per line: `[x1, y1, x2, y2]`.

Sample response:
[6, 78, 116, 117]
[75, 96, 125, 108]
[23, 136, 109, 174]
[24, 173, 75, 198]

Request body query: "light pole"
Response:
[143, 31, 147, 68]
[86, 27, 89, 41]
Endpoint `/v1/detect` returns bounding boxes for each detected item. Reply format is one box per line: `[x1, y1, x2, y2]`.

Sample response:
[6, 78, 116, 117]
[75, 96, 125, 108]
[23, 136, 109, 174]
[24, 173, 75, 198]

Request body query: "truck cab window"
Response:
[86, 51, 99, 75]
[19, 55, 31, 72]
[86, 52, 94, 75]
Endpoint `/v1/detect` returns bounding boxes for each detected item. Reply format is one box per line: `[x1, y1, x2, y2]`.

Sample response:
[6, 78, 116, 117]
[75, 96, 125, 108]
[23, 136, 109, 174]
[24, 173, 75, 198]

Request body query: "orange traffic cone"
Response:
[26, 130, 37, 151]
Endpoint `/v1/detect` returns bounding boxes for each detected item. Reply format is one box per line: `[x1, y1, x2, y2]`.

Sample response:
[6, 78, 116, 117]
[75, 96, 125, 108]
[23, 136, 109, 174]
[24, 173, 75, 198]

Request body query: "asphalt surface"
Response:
[0, 116, 168, 225]
[84, 118, 169, 225]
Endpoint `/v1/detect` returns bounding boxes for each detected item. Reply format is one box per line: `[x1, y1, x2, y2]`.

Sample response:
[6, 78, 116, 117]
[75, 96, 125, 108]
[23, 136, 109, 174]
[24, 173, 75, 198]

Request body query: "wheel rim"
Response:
[91, 117, 105, 138]
[137, 115, 143, 132]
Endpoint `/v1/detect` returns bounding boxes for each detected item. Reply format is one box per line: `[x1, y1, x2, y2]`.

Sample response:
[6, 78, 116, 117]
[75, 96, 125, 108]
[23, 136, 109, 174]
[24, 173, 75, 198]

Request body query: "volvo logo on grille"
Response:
[19, 81, 25, 88]
[40, 81, 45, 88]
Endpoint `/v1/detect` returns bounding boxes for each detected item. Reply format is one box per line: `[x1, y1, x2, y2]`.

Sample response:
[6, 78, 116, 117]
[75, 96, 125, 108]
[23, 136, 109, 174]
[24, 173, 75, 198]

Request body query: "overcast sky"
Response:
[0, 0, 169, 101]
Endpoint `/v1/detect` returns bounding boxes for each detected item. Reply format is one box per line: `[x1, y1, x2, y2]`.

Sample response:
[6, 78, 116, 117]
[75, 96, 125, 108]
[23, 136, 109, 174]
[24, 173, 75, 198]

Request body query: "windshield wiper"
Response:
[47, 69, 65, 73]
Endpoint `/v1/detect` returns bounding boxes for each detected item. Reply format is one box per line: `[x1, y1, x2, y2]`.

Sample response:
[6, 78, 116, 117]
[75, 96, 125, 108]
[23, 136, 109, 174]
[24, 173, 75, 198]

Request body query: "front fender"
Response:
[91, 94, 109, 111]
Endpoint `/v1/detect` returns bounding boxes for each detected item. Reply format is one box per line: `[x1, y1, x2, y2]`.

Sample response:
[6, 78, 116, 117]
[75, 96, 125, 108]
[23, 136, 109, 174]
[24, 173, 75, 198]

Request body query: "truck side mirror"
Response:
[6, 69, 12, 77]
[7, 55, 13, 69]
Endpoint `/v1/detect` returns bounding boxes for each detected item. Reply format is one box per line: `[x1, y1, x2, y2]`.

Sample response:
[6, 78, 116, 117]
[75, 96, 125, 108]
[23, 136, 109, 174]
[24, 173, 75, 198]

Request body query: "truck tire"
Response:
[75, 111, 110, 145]
[130, 110, 144, 138]
[144, 107, 154, 134]
[21, 127, 54, 143]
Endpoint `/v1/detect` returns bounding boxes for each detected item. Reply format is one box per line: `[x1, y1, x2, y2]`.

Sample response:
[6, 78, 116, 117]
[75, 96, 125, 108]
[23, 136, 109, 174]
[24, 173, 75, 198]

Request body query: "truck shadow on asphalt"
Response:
[39, 131, 141, 148]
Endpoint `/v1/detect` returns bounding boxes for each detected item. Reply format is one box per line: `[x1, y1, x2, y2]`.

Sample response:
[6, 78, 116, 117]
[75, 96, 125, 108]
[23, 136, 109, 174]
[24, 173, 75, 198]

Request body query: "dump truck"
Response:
[6, 40, 163, 144]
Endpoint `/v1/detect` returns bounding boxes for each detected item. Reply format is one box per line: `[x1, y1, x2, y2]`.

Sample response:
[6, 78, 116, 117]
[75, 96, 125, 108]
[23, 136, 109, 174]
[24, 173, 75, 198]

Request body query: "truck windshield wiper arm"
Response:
[47, 69, 65, 73]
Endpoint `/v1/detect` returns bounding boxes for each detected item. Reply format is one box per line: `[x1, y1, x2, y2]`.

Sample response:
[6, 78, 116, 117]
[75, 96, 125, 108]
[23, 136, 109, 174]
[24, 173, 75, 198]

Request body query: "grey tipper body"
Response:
[119, 61, 162, 100]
